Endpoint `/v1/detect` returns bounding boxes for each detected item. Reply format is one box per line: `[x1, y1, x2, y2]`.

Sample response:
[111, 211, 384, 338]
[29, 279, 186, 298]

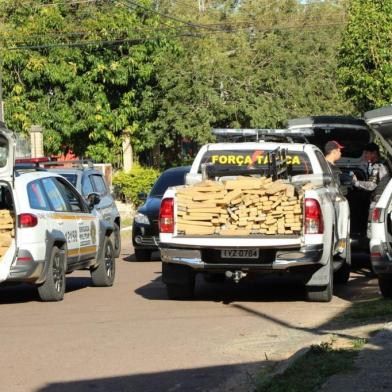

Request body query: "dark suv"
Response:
[132, 166, 190, 261]
[46, 162, 121, 258]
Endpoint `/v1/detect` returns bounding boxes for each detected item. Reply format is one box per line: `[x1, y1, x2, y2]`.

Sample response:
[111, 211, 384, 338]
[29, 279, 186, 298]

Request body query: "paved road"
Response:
[0, 236, 380, 392]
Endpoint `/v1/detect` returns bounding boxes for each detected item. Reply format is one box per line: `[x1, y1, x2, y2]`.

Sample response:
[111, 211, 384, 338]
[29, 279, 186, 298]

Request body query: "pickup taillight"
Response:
[304, 198, 323, 234]
[159, 198, 174, 233]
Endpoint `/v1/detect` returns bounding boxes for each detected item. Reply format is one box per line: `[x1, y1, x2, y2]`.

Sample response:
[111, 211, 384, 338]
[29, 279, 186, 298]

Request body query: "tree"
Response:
[0, 0, 175, 165]
[140, 0, 352, 166]
[338, 0, 392, 113]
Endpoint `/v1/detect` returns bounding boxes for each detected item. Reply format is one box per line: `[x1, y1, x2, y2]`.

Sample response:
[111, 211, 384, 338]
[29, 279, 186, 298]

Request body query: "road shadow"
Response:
[0, 276, 92, 304]
[36, 360, 264, 392]
[135, 260, 378, 305]
[135, 272, 310, 303]
[34, 327, 392, 392]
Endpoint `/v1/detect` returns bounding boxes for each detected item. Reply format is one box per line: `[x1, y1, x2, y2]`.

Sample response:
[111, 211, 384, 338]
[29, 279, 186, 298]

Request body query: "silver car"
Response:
[46, 162, 121, 258]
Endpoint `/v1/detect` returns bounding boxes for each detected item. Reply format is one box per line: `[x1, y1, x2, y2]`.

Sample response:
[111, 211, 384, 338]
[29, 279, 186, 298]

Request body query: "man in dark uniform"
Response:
[324, 140, 344, 184]
[353, 143, 390, 242]
[353, 142, 389, 193]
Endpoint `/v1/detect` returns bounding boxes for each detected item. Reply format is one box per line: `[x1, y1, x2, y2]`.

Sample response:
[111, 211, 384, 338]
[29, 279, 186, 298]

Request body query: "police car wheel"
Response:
[112, 222, 121, 258]
[91, 236, 116, 287]
[38, 246, 66, 302]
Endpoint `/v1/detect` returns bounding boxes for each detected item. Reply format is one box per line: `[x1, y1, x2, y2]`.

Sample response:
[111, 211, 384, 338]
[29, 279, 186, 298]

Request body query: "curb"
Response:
[256, 333, 335, 390]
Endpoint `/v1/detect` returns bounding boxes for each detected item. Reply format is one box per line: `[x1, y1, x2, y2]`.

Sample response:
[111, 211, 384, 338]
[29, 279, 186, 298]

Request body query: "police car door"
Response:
[54, 177, 98, 263]
[41, 177, 80, 264]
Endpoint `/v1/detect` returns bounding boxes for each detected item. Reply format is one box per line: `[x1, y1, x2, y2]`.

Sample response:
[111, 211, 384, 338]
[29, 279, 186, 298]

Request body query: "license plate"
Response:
[221, 249, 259, 259]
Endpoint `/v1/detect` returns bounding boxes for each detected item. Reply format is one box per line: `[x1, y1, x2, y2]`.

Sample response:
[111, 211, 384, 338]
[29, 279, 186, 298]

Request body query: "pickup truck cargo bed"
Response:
[175, 177, 304, 237]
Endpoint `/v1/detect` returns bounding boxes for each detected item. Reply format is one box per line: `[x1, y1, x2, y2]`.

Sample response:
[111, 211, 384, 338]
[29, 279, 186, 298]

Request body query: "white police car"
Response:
[0, 124, 116, 301]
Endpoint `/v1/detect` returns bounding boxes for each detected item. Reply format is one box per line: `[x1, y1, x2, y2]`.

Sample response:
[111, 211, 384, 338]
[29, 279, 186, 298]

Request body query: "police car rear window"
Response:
[199, 150, 313, 176]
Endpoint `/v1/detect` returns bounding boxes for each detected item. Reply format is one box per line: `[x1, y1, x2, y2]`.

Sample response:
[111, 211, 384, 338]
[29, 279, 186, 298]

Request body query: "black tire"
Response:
[204, 273, 226, 283]
[334, 262, 350, 284]
[112, 222, 121, 258]
[91, 237, 116, 287]
[134, 249, 152, 261]
[334, 238, 351, 284]
[306, 249, 333, 302]
[378, 277, 392, 298]
[166, 281, 195, 300]
[38, 246, 66, 302]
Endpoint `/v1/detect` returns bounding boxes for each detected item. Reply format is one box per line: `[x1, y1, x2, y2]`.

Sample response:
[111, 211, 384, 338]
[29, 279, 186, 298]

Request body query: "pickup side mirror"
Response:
[137, 192, 147, 201]
[86, 192, 101, 210]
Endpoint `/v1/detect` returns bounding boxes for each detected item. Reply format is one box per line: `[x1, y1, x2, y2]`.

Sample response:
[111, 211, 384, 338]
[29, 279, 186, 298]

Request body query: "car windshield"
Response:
[199, 149, 313, 176]
[60, 173, 78, 187]
[150, 169, 188, 197]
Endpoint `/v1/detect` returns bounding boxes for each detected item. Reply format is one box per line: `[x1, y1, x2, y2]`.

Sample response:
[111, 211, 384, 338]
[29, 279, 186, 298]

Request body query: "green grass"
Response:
[257, 339, 366, 392]
[342, 298, 392, 321]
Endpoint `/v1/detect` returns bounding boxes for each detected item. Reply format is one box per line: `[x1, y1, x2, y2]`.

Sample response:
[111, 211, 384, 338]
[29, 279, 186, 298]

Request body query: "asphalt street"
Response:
[0, 233, 380, 392]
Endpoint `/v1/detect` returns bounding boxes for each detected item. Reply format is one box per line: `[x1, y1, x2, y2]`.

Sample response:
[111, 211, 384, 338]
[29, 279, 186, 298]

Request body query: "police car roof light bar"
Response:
[212, 128, 314, 141]
[40, 159, 94, 169]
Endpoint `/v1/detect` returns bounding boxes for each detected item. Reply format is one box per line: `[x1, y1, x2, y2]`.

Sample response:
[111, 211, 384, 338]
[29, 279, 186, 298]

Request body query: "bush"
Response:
[113, 164, 160, 206]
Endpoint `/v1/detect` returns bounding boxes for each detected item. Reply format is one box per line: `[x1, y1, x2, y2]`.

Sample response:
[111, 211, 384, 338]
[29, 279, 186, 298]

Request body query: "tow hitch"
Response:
[225, 270, 247, 283]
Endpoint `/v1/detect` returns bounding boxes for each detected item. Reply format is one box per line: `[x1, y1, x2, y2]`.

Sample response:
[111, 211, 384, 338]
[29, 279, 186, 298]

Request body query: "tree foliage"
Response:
[338, 0, 392, 113]
[0, 0, 174, 165]
[0, 0, 353, 167]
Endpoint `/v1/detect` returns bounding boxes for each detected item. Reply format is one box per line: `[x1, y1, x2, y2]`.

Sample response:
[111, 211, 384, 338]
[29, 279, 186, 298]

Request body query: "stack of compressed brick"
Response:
[176, 177, 303, 236]
[0, 210, 14, 258]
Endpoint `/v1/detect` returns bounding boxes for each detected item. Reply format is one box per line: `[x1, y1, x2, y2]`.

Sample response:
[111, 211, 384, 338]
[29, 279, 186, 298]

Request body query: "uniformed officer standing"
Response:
[352, 142, 389, 192]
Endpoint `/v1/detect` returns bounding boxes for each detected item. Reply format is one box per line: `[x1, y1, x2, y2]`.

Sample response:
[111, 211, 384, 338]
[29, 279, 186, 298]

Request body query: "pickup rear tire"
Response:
[91, 237, 115, 287]
[306, 251, 333, 302]
[135, 249, 152, 261]
[163, 263, 195, 300]
[334, 262, 350, 284]
[38, 246, 66, 302]
[204, 273, 225, 283]
[166, 282, 195, 300]
[378, 277, 392, 298]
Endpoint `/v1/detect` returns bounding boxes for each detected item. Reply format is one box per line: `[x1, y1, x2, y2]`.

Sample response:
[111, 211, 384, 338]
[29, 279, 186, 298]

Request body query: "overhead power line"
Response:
[120, 0, 218, 30]
[5, 21, 346, 51]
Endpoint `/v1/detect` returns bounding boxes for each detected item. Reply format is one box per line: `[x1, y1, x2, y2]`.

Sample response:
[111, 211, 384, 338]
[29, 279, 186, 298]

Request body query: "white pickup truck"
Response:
[159, 130, 351, 302]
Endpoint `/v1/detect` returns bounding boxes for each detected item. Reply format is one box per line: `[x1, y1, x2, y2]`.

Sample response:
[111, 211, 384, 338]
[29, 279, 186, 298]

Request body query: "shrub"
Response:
[113, 164, 160, 206]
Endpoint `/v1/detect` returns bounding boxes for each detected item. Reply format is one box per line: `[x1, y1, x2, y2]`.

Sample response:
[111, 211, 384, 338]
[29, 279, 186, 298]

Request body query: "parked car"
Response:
[44, 162, 121, 258]
[365, 106, 392, 297]
[288, 115, 392, 253]
[132, 166, 191, 261]
[0, 125, 117, 301]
